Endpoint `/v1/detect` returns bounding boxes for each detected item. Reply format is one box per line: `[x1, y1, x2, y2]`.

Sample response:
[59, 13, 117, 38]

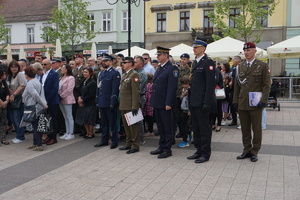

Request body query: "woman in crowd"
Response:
[7, 61, 27, 143]
[75, 68, 97, 139]
[22, 68, 47, 151]
[221, 62, 231, 77]
[59, 64, 76, 140]
[0, 67, 10, 145]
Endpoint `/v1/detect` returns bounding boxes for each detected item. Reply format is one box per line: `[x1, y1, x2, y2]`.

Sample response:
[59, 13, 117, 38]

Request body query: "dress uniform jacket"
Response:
[189, 55, 216, 110]
[119, 69, 140, 111]
[150, 61, 178, 108]
[233, 59, 271, 110]
[96, 67, 121, 108]
[72, 66, 84, 99]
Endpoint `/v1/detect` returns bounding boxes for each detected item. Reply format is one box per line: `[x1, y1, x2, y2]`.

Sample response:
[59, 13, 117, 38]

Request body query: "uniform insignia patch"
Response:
[134, 78, 139, 82]
[209, 66, 214, 70]
[117, 76, 120, 79]
[173, 70, 179, 77]
[268, 69, 271, 74]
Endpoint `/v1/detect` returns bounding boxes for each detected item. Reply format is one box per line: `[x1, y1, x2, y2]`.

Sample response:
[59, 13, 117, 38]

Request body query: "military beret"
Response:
[243, 42, 256, 50]
[74, 54, 84, 59]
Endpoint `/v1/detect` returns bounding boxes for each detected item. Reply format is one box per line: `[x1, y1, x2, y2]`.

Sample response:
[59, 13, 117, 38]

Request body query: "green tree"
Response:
[41, 0, 99, 56]
[0, 6, 9, 53]
[208, 0, 278, 43]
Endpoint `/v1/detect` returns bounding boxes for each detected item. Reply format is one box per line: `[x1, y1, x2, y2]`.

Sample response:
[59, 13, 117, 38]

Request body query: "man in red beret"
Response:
[233, 42, 271, 162]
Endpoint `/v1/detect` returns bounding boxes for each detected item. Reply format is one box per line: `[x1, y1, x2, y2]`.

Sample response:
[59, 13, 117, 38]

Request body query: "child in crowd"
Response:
[221, 75, 232, 126]
[143, 73, 154, 137]
[178, 76, 192, 148]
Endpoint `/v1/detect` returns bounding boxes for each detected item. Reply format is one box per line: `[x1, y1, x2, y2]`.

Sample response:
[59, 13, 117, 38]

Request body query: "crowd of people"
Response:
[0, 39, 271, 163]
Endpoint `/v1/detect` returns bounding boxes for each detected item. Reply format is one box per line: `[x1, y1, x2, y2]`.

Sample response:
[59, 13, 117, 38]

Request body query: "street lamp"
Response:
[106, 0, 147, 56]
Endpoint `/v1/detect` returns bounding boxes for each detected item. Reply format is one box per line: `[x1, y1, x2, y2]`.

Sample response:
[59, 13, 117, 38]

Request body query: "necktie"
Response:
[247, 63, 251, 67]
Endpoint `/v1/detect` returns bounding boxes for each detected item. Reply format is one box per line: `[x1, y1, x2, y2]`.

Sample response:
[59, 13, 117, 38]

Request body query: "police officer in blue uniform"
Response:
[187, 39, 216, 163]
[94, 54, 121, 149]
[150, 46, 179, 159]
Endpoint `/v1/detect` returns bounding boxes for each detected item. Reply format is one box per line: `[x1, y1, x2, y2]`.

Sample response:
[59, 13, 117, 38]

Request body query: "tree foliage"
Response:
[41, 0, 99, 56]
[208, 0, 278, 43]
[0, 6, 10, 52]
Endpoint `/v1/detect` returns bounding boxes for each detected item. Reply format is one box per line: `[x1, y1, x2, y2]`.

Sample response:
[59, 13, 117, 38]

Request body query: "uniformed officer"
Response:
[233, 42, 271, 162]
[72, 54, 85, 134]
[94, 54, 121, 149]
[187, 39, 216, 164]
[118, 57, 141, 154]
[150, 46, 179, 159]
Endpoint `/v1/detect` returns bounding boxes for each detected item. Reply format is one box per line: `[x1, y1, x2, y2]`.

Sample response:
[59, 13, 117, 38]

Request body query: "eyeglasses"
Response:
[10, 66, 18, 68]
[121, 62, 130, 64]
[143, 58, 148, 60]
[41, 63, 49, 66]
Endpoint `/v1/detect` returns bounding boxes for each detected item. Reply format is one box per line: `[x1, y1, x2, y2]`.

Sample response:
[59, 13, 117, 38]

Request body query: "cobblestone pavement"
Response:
[0, 103, 299, 200]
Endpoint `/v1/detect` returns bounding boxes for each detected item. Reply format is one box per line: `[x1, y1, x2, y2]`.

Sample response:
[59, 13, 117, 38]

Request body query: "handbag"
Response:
[215, 88, 226, 99]
[37, 110, 53, 133]
[23, 105, 36, 122]
[10, 94, 22, 109]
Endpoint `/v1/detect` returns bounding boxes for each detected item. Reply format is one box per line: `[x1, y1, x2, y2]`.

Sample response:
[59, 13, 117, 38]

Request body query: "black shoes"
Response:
[110, 144, 118, 149]
[119, 146, 131, 151]
[194, 156, 209, 163]
[157, 152, 172, 159]
[94, 142, 108, 147]
[126, 148, 139, 154]
[150, 149, 163, 155]
[250, 154, 258, 162]
[236, 152, 252, 159]
[187, 153, 201, 160]
[228, 122, 238, 126]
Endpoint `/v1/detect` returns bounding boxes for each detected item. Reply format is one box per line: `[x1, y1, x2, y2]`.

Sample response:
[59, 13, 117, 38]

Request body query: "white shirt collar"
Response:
[246, 58, 256, 67]
[196, 54, 205, 63]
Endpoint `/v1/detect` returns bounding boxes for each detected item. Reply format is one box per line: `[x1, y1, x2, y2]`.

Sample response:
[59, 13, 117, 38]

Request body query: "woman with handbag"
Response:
[75, 68, 97, 139]
[0, 68, 10, 145]
[58, 64, 76, 140]
[6, 61, 27, 143]
[22, 68, 48, 151]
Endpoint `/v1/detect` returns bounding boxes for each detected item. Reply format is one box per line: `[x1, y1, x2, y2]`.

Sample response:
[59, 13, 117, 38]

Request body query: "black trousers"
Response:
[190, 106, 212, 159]
[154, 108, 173, 153]
[48, 104, 58, 140]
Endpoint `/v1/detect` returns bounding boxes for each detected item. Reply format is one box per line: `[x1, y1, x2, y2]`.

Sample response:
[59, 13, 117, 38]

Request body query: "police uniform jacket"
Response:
[233, 59, 271, 110]
[150, 61, 178, 108]
[119, 68, 140, 111]
[96, 67, 121, 108]
[189, 55, 216, 110]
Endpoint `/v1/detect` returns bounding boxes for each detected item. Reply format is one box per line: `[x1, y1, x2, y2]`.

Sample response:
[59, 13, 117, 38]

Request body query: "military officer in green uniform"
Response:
[119, 57, 141, 154]
[233, 42, 271, 162]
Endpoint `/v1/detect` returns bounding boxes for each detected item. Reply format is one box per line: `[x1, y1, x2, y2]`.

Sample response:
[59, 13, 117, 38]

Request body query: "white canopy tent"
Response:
[267, 35, 300, 58]
[205, 36, 268, 60]
[115, 46, 150, 57]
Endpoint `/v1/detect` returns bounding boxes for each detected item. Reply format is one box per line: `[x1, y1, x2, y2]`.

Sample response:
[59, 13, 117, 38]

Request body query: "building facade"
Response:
[145, 0, 288, 75]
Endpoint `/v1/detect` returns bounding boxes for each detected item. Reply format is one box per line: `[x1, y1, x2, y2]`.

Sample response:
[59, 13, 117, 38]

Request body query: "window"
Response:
[157, 13, 166, 32]
[180, 11, 190, 31]
[27, 27, 34, 43]
[229, 8, 240, 28]
[122, 11, 128, 31]
[6, 28, 11, 44]
[102, 12, 111, 32]
[203, 10, 213, 35]
[88, 14, 95, 31]
[258, 6, 268, 27]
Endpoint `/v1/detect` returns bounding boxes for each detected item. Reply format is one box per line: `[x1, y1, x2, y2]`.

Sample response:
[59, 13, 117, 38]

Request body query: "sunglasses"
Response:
[41, 63, 49, 66]
[121, 61, 130, 64]
[143, 58, 148, 60]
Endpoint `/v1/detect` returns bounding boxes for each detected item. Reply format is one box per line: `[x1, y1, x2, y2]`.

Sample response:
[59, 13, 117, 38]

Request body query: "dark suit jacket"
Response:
[79, 78, 97, 107]
[44, 69, 60, 105]
[96, 67, 121, 108]
[189, 55, 216, 111]
[150, 61, 178, 108]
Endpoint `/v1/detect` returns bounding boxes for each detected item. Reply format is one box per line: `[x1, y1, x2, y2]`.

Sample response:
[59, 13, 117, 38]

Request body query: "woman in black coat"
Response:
[75, 68, 97, 138]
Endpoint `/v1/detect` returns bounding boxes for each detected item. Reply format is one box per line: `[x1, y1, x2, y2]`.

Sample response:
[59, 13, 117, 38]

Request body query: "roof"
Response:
[0, 0, 58, 23]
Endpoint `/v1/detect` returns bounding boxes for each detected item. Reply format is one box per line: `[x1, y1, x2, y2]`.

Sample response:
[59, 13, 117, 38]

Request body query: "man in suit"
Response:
[94, 54, 121, 149]
[187, 39, 216, 164]
[41, 59, 60, 145]
[233, 42, 271, 162]
[150, 46, 178, 159]
[118, 57, 141, 154]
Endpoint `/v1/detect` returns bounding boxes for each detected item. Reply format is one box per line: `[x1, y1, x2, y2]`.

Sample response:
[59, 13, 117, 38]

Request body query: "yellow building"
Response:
[145, 0, 287, 48]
